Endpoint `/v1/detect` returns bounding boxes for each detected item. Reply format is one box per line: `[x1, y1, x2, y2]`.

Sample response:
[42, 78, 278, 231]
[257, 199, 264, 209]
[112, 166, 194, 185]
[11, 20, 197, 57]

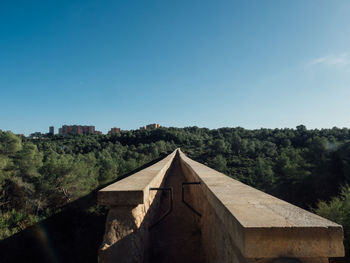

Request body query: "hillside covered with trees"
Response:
[1, 126, 350, 256]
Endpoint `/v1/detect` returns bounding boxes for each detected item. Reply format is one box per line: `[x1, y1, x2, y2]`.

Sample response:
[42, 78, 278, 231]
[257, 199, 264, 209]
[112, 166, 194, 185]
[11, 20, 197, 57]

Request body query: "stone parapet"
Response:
[98, 150, 177, 207]
[97, 150, 177, 263]
[177, 149, 344, 263]
[98, 149, 344, 263]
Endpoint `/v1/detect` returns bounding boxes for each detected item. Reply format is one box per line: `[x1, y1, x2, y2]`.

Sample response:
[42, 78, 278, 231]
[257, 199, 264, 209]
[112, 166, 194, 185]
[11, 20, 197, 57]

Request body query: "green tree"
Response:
[210, 155, 227, 173]
[315, 186, 350, 255]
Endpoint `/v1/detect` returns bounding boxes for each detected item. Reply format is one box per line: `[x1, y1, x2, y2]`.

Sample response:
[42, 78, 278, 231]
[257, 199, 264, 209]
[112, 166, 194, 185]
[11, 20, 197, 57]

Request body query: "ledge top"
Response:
[178, 149, 340, 229]
[178, 149, 344, 258]
[98, 149, 177, 206]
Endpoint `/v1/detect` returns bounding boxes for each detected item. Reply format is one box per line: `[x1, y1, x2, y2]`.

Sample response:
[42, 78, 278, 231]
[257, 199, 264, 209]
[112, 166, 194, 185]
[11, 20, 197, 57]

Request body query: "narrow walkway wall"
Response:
[98, 149, 344, 263]
[148, 155, 204, 263]
[178, 149, 344, 263]
[98, 150, 177, 263]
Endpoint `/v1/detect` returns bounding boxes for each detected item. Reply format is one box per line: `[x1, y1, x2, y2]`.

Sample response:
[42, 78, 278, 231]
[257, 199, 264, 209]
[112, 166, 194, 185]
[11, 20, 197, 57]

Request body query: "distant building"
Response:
[49, 126, 54, 135]
[58, 125, 96, 135]
[29, 132, 43, 138]
[108, 127, 121, 134]
[148, 123, 160, 129]
[140, 123, 161, 130]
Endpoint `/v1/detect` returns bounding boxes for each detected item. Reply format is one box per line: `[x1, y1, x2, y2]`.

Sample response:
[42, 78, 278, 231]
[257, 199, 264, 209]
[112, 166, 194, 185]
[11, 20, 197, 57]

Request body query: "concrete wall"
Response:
[97, 150, 177, 263]
[98, 149, 344, 263]
[177, 149, 344, 263]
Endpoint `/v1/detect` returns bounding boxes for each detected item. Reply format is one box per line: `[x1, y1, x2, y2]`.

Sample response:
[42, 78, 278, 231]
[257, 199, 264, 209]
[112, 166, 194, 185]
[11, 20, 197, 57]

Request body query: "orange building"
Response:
[141, 123, 160, 130]
[108, 127, 121, 134]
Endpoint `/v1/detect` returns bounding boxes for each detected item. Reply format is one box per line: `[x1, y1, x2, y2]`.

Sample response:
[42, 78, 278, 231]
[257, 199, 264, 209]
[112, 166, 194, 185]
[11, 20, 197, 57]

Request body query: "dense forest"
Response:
[1, 126, 350, 257]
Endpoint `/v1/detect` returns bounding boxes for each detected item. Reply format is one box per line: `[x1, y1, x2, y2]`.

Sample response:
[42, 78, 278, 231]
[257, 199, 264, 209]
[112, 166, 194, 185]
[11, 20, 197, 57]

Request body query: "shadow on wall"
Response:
[98, 154, 179, 263]
[0, 153, 170, 263]
[98, 170, 169, 263]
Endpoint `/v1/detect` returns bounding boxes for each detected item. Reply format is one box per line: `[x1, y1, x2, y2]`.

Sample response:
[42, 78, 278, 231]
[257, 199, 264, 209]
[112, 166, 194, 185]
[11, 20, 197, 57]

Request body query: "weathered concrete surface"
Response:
[178, 149, 344, 262]
[98, 150, 177, 206]
[99, 204, 146, 263]
[98, 150, 177, 263]
[98, 149, 344, 263]
[148, 155, 205, 263]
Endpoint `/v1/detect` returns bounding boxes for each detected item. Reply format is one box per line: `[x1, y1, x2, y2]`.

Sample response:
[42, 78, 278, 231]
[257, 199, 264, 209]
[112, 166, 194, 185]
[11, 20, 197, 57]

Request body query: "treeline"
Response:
[0, 130, 176, 239]
[1, 126, 350, 253]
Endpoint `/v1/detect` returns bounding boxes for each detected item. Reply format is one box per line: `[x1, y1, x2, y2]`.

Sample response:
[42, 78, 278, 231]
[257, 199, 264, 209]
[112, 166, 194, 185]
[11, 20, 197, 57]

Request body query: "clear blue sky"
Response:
[1, 0, 350, 135]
